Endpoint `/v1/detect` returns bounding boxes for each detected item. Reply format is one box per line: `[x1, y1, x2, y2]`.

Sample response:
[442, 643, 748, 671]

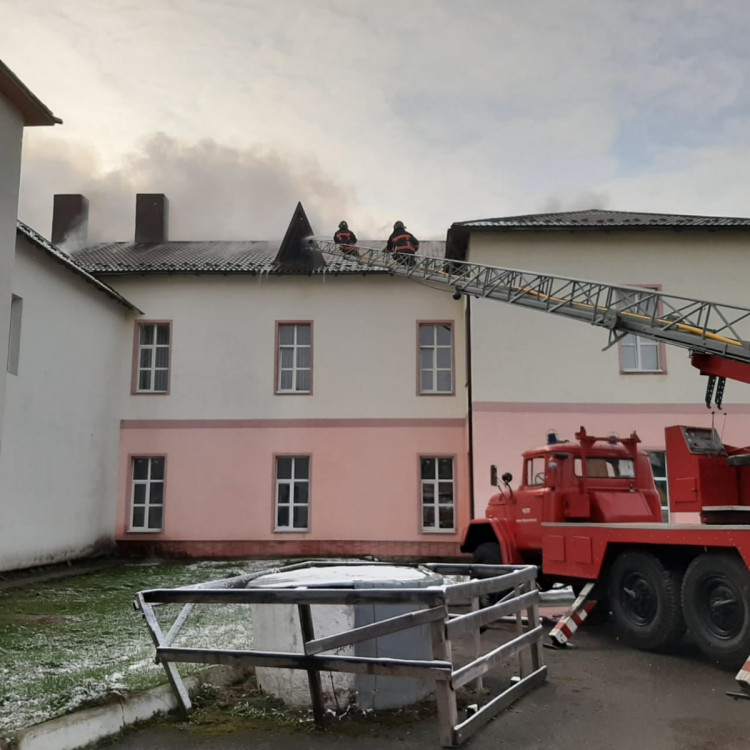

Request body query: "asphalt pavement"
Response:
[95, 620, 750, 750]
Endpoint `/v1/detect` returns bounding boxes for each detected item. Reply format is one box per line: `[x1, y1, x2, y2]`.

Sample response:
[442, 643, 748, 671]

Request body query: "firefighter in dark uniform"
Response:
[333, 221, 360, 258]
[385, 221, 419, 266]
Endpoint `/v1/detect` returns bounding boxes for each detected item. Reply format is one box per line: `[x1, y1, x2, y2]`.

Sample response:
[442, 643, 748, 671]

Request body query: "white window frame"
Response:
[421, 456, 456, 532]
[276, 323, 312, 394]
[419, 322, 454, 394]
[129, 456, 165, 532]
[136, 322, 171, 393]
[275, 455, 310, 531]
[618, 288, 663, 373]
[7, 295, 22, 375]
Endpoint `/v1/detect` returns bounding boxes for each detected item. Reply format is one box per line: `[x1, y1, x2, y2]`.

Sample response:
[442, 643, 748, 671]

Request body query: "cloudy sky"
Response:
[3, 0, 750, 242]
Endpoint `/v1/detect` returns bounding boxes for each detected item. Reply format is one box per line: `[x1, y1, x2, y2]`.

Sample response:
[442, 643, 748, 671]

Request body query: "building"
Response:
[447, 209, 750, 517]
[63, 198, 470, 562]
[0, 60, 59, 452]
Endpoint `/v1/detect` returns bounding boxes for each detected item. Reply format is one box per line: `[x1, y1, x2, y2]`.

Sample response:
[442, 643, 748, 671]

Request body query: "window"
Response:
[419, 323, 453, 394]
[421, 457, 455, 532]
[526, 457, 546, 486]
[573, 457, 635, 478]
[618, 289, 663, 372]
[647, 450, 669, 521]
[6, 295, 22, 375]
[130, 456, 165, 531]
[135, 322, 171, 392]
[275, 456, 310, 531]
[277, 323, 312, 394]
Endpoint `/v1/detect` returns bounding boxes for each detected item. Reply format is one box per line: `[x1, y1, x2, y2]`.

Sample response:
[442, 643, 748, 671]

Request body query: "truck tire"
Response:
[681, 552, 750, 670]
[608, 551, 685, 651]
[471, 542, 504, 607]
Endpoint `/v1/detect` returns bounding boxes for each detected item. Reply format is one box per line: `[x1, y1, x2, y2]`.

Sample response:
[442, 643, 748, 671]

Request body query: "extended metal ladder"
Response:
[313, 238, 750, 367]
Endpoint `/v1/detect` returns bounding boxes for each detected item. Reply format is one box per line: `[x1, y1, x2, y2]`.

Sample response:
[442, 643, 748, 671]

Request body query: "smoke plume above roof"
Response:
[18, 133, 371, 242]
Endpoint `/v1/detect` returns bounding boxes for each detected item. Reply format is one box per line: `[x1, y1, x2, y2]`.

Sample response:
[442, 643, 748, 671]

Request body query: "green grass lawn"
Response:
[0, 559, 279, 737]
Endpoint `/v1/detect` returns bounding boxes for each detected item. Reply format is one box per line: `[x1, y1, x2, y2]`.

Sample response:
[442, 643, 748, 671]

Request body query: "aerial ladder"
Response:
[312, 237, 750, 408]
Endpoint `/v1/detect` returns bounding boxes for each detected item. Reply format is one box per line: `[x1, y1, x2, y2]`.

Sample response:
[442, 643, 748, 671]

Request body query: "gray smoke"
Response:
[538, 190, 609, 214]
[18, 133, 363, 242]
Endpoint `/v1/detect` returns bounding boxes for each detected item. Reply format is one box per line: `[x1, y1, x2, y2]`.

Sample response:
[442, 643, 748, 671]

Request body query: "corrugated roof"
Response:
[70, 240, 446, 275]
[16, 222, 142, 312]
[452, 208, 750, 230]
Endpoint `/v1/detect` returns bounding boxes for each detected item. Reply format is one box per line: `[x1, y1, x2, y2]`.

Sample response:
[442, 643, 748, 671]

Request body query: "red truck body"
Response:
[461, 425, 750, 668]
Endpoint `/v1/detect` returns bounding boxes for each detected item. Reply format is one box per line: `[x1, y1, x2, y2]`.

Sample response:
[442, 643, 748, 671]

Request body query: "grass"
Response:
[0, 558, 280, 738]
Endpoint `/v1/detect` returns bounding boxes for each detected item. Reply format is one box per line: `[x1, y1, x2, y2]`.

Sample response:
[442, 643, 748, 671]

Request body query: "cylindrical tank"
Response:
[249, 564, 443, 710]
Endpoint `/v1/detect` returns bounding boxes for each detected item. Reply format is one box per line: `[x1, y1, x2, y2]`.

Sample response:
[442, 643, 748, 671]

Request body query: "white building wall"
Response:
[0, 97, 24, 446]
[0, 236, 132, 571]
[109, 273, 467, 420]
[468, 231, 750, 405]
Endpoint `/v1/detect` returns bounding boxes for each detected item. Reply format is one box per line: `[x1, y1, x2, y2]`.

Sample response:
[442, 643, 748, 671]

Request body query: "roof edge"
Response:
[0, 60, 61, 126]
[16, 222, 142, 313]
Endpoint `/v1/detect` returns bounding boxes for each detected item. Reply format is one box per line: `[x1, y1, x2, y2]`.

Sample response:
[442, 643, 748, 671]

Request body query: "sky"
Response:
[3, 0, 750, 242]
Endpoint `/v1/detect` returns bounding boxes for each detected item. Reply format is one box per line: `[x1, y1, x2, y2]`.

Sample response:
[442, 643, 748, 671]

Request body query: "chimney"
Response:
[51, 194, 89, 245]
[135, 194, 169, 243]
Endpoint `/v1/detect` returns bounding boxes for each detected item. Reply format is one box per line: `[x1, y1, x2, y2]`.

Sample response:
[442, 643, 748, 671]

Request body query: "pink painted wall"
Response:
[470, 402, 750, 517]
[116, 419, 470, 546]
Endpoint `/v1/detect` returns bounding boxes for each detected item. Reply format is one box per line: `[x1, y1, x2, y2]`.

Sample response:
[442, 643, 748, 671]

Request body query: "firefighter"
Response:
[333, 221, 360, 258]
[385, 221, 419, 266]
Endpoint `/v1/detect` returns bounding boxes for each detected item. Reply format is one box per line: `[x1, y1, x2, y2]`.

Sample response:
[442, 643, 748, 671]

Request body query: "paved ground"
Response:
[95, 620, 750, 750]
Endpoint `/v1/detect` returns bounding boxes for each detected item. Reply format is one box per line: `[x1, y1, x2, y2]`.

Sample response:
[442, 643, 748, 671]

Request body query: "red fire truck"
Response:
[313, 237, 750, 671]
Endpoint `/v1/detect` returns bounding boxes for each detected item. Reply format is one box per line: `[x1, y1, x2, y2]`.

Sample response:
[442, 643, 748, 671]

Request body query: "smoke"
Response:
[537, 190, 609, 214]
[18, 133, 369, 242]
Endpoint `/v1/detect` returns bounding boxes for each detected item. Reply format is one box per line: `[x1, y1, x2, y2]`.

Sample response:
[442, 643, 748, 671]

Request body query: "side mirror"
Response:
[501, 472, 513, 485]
[490, 465, 498, 487]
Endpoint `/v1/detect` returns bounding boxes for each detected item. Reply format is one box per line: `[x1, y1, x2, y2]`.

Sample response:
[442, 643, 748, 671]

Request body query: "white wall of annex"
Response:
[109, 273, 468, 421]
[0, 97, 24, 444]
[467, 231, 750, 405]
[0, 238, 132, 571]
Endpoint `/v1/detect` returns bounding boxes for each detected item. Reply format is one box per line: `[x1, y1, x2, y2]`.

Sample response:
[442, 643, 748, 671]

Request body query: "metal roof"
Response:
[16, 222, 142, 312]
[70, 240, 446, 275]
[0, 59, 61, 126]
[451, 208, 750, 231]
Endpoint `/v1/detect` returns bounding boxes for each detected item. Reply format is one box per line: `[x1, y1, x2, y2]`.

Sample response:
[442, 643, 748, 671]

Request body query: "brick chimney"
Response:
[51, 194, 88, 245]
[135, 194, 169, 243]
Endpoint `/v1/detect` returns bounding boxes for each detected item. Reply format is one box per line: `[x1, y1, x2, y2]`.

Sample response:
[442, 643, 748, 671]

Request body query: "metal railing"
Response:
[135, 560, 546, 747]
[313, 239, 750, 364]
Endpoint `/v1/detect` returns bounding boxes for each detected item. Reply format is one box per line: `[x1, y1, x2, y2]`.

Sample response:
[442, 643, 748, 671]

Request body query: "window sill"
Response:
[274, 528, 310, 533]
[126, 528, 163, 534]
[421, 528, 456, 535]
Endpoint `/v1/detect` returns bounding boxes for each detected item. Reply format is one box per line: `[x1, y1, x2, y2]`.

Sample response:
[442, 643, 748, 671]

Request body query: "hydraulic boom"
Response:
[313, 238, 750, 401]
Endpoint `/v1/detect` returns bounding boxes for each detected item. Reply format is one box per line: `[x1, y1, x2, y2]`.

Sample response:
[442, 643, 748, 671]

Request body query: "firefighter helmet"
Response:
[393, 220, 405, 230]
[338, 220, 348, 229]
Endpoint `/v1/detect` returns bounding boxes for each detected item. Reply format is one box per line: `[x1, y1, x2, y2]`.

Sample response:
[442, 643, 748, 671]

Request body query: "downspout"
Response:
[466, 295, 475, 520]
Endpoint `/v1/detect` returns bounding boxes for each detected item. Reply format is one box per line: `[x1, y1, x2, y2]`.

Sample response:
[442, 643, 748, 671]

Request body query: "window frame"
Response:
[7, 294, 22, 375]
[419, 454, 456, 533]
[617, 285, 667, 375]
[646, 449, 669, 522]
[274, 454, 311, 532]
[128, 454, 166, 533]
[417, 321, 455, 396]
[275, 321, 313, 395]
[132, 320, 172, 394]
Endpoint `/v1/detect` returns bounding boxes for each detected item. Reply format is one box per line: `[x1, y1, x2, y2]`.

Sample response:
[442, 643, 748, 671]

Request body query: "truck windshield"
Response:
[574, 457, 635, 478]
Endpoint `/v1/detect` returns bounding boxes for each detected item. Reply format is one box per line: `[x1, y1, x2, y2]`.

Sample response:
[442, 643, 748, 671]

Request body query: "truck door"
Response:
[515, 455, 547, 549]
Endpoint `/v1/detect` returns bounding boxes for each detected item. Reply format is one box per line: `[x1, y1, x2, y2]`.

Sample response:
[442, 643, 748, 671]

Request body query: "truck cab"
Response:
[461, 427, 662, 567]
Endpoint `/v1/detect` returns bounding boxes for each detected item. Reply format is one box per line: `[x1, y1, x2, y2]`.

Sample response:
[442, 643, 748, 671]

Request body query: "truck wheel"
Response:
[681, 553, 750, 670]
[608, 551, 685, 651]
[471, 542, 504, 607]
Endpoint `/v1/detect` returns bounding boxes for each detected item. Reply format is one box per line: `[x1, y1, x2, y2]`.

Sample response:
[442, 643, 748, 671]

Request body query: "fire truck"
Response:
[312, 236, 750, 673]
